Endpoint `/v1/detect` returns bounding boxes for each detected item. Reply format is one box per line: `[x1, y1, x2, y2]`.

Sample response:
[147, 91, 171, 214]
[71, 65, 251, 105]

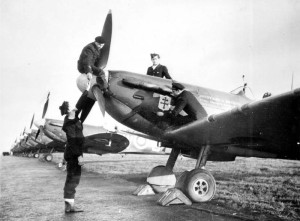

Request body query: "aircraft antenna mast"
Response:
[291, 72, 294, 90]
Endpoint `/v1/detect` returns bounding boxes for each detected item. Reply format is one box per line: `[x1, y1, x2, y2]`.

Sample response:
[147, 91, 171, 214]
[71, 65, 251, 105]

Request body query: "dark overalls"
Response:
[62, 115, 84, 199]
[146, 64, 172, 79]
[76, 42, 108, 123]
[170, 90, 207, 126]
[77, 42, 108, 90]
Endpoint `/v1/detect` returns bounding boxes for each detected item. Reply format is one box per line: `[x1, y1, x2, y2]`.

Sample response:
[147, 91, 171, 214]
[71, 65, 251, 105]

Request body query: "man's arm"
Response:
[171, 97, 187, 116]
[81, 48, 102, 75]
[146, 67, 151, 76]
[162, 66, 172, 79]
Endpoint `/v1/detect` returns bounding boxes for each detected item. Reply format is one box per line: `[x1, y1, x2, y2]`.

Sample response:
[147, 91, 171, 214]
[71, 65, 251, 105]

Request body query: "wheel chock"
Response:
[133, 184, 155, 196]
[175, 171, 190, 190]
[157, 188, 192, 206]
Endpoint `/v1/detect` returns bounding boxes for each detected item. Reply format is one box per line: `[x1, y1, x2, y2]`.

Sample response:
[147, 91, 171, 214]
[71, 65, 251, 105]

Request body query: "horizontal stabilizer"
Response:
[86, 133, 129, 153]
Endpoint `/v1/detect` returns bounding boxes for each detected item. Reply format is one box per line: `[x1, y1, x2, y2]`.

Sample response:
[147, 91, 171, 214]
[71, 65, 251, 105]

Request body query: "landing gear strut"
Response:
[145, 149, 180, 193]
[166, 148, 180, 170]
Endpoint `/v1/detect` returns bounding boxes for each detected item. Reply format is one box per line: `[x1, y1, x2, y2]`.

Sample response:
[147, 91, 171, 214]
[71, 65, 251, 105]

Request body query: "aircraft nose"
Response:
[25, 128, 32, 134]
[34, 118, 46, 129]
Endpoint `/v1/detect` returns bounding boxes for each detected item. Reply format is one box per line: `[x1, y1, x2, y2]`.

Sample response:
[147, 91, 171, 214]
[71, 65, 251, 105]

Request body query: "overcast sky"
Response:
[1, 0, 299, 152]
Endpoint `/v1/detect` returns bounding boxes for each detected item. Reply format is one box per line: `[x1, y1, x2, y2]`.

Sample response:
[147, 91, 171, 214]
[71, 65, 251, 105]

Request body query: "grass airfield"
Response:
[51, 152, 300, 220]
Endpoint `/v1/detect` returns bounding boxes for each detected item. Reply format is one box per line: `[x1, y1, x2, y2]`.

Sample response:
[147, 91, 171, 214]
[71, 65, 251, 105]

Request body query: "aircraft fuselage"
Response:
[106, 71, 251, 139]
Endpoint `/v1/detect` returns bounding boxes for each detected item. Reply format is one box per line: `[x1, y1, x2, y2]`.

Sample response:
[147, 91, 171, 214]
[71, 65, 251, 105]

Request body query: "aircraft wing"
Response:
[165, 88, 300, 160]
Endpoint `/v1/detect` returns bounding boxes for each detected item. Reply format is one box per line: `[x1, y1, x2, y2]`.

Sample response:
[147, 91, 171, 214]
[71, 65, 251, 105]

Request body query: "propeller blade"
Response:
[98, 10, 112, 70]
[42, 92, 50, 119]
[35, 129, 40, 140]
[30, 114, 35, 129]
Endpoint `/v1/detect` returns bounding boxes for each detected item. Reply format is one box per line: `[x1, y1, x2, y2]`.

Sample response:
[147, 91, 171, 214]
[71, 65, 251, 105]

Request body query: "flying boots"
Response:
[64, 200, 84, 213]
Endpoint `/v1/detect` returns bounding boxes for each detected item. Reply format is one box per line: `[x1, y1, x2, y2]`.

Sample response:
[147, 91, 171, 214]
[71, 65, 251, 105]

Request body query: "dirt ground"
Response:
[1, 154, 299, 221]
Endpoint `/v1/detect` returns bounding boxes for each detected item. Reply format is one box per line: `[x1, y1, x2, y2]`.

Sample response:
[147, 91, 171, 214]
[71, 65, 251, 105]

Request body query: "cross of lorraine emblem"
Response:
[158, 95, 171, 111]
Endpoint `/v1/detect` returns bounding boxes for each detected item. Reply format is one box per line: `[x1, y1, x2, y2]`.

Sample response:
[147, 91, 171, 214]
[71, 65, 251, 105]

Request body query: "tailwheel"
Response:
[45, 154, 53, 162]
[184, 168, 216, 202]
[34, 153, 39, 158]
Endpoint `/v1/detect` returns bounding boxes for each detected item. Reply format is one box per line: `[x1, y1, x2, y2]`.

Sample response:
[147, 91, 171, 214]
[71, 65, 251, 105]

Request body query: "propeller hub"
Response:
[34, 118, 46, 129]
[76, 74, 92, 93]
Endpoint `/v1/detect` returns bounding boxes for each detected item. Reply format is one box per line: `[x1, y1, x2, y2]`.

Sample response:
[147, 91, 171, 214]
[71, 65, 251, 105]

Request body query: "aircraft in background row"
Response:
[11, 93, 169, 161]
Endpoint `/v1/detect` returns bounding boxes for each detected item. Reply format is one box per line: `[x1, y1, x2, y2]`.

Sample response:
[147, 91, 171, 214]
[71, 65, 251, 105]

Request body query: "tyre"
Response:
[184, 169, 216, 202]
[45, 154, 53, 162]
[147, 165, 176, 193]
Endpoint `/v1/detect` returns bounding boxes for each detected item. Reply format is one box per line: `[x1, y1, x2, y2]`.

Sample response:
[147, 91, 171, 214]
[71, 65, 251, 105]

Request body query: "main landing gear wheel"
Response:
[34, 153, 39, 158]
[45, 154, 53, 162]
[147, 165, 176, 193]
[184, 168, 216, 202]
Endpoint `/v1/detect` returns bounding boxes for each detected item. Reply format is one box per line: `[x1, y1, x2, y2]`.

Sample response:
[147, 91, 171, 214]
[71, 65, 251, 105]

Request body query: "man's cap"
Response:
[59, 101, 69, 114]
[172, 82, 185, 90]
[150, 53, 160, 59]
[95, 36, 105, 44]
